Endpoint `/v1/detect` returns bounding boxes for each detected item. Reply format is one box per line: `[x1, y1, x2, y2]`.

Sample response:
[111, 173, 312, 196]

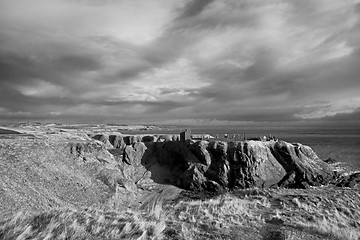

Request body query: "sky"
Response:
[0, 0, 360, 126]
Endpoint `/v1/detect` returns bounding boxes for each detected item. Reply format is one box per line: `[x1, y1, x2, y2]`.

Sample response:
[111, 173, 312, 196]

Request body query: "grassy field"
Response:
[1, 187, 359, 240]
[0, 206, 165, 240]
[166, 188, 360, 240]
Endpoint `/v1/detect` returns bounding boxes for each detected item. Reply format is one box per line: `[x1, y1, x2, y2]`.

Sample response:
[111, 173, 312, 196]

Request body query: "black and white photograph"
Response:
[0, 0, 359, 239]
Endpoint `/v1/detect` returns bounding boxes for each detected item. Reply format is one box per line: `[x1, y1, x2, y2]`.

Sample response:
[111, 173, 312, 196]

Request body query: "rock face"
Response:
[68, 141, 123, 189]
[108, 134, 126, 150]
[122, 142, 152, 185]
[270, 141, 334, 188]
[69, 141, 117, 167]
[91, 134, 176, 150]
[229, 141, 287, 189]
[85, 135, 338, 191]
[124, 140, 335, 191]
[91, 134, 113, 149]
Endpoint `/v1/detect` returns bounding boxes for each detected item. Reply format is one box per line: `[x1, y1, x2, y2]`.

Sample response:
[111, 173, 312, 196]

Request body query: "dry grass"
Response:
[1, 187, 359, 240]
[0, 205, 166, 240]
[165, 193, 268, 239]
[278, 187, 360, 240]
[163, 187, 360, 240]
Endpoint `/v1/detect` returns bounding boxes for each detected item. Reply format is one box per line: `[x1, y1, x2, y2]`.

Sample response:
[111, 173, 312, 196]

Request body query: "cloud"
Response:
[0, 0, 359, 125]
[177, 0, 215, 19]
[295, 97, 360, 119]
[16, 80, 67, 98]
[55, 55, 102, 72]
[321, 107, 360, 122]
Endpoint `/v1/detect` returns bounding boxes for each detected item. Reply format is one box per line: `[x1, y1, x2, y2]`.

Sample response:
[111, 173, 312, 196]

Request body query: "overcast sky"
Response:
[0, 0, 360, 125]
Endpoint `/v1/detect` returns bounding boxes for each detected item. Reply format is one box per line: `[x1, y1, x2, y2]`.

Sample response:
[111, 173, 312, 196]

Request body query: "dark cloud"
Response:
[173, 1, 261, 32]
[177, 0, 215, 19]
[0, 50, 106, 105]
[55, 55, 101, 71]
[0, 53, 39, 84]
[115, 63, 151, 80]
[0, 86, 76, 113]
[0, 51, 102, 82]
[321, 108, 360, 122]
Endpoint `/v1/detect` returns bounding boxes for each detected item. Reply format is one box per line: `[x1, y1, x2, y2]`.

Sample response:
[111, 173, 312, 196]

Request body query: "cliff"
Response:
[88, 133, 359, 191]
[123, 139, 337, 191]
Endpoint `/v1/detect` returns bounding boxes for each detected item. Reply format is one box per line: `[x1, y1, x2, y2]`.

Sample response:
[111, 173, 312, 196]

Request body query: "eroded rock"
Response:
[271, 141, 334, 188]
[91, 134, 113, 149]
[124, 140, 336, 191]
[229, 141, 287, 189]
[122, 142, 151, 184]
[81, 137, 339, 192]
[108, 134, 126, 150]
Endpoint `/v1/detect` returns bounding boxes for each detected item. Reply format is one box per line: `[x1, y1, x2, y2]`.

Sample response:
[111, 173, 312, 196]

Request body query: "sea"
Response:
[121, 125, 360, 169]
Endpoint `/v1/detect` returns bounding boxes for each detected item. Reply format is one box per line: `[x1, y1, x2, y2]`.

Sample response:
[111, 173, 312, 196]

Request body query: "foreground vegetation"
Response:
[1, 187, 359, 240]
[0, 205, 165, 240]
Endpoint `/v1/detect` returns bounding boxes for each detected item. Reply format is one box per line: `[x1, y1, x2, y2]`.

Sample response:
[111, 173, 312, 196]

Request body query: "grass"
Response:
[165, 193, 268, 239]
[163, 187, 360, 240]
[0, 205, 166, 240]
[1, 187, 359, 240]
[281, 188, 360, 240]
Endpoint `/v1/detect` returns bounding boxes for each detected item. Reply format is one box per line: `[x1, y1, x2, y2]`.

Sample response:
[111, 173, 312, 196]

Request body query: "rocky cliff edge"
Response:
[121, 139, 341, 191]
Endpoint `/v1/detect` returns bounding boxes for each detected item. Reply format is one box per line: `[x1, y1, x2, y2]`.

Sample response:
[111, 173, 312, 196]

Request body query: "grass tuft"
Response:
[0, 204, 166, 240]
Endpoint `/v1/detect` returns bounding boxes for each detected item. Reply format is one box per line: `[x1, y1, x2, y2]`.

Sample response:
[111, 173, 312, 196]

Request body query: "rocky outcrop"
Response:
[229, 141, 287, 189]
[176, 140, 289, 190]
[123, 140, 336, 191]
[108, 134, 126, 149]
[84, 135, 340, 191]
[123, 135, 143, 145]
[324, 158, 360, 189]
[270, 141, 334, 188]
[91, 134, 113, 148]
[69, 141, 116, 167]
[67, 140, 142, 195]
[336, 172, 360, 188]
[122, 142, 152, 185]
[91, 134, 176, 150]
